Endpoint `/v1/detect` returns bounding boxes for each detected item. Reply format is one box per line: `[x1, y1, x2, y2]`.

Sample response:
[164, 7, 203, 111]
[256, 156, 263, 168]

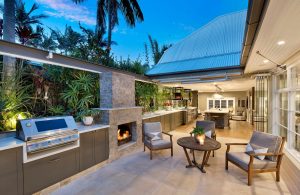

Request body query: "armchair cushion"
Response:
[144, 139, 172, 150]
[245, 143, 269, 160]
[205, 130, 212, 138]
[249, 131, 282, 161]
[143, 122, 163, 140]
[227, 152, 277, 170]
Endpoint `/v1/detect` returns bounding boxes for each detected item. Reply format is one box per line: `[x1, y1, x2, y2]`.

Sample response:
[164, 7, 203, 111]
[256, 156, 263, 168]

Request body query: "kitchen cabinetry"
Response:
[142, 111, 184, 133]
[23, 148, 79, 195]
[80, 128, 109, 171]
[0, 147, 23, 195]
[80, 131, 95, 170]
[94, 129, 109, 164]
[163, 114, 171, 132]
[184, 108, 198, 124]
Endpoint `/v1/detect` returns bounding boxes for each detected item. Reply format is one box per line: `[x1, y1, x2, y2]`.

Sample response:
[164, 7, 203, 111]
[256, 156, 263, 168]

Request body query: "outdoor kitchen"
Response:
[0, 65, 200, 194]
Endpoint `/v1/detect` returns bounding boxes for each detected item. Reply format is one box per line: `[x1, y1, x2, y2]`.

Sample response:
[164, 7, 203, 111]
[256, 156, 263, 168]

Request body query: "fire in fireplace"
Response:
[118, 123, 132, 146]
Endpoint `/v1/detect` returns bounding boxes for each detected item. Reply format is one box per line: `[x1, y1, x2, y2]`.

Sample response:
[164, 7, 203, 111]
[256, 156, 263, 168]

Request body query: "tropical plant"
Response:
[72, 0, 144, 56]
[135, 81, 158, 112]
[191, 126, 205, 135]
[61, 71, 99, 118]
[31, 26, 58, 51]
[156, 87, 172, 109]
[77, 109, 101, 120]
[52, 25, 84, 55]
[48, 105, 65, 116]
[0, 69, 32, 131]
[147, 35, 172, 65]
[15, 2, 47, 45]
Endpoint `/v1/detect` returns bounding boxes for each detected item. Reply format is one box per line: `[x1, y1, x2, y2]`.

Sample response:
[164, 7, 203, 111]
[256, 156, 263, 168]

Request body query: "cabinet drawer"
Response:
[23, 149, 79, 195]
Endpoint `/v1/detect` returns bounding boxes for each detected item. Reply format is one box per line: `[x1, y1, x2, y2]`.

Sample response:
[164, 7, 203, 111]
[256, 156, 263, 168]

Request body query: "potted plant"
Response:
[78, 109, 100, 126]
[164, 102, 173, 111]
[191, 126, 205, 145]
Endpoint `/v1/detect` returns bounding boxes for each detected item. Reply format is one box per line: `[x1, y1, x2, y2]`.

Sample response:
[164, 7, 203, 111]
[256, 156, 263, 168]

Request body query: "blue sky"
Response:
[3, 0, 248, 64]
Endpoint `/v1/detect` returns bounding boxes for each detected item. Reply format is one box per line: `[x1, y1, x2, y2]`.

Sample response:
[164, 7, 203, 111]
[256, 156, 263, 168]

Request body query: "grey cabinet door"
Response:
[164, 114, 171, 132]
[23, 149, 79, 195]
[94, 129, 109, 164]
[0, 147, 23, 195]
[160, 115, 165, 131]
[79, 131, 95, 171]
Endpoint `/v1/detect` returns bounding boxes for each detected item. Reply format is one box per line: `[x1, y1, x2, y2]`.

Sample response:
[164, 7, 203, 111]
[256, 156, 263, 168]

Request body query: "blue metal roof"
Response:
[146, 10, 247, 76]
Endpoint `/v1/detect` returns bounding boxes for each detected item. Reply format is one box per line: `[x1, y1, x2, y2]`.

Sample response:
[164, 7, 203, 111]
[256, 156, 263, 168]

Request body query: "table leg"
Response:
[199, 151, 208, 173]
[183, 147, 193, 168]
[192, 150, 196, 162]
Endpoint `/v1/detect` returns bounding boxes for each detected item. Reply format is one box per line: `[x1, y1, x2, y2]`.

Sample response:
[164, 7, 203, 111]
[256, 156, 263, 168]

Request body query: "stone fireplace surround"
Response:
[99, 72, 143, 161]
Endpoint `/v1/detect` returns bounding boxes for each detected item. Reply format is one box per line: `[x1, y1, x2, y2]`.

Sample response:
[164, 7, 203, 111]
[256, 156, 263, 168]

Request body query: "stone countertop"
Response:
[0, 136, 25, 151]
[76, 123, 110, 134]
[204, 110, 229, 114]
[0, 123, 110, 152]
[142, 109, 186, 120]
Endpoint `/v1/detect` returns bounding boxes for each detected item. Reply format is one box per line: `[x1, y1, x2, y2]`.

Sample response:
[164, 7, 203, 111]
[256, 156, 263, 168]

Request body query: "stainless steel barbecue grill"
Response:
[16, 116, 79, 154]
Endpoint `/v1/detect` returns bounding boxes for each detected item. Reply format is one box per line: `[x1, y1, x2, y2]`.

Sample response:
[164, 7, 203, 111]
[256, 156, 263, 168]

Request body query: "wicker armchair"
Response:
[225, 131, 285, 185]
[143, 122, 173, 160]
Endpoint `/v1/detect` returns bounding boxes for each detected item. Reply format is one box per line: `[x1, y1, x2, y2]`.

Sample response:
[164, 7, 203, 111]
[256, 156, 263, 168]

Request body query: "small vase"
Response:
[82, 116, 94, 126]
[194, 134, 205, 145]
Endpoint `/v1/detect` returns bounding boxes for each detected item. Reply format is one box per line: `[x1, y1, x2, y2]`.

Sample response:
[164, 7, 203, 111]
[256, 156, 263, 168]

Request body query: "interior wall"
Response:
[198, 91, 248, 112]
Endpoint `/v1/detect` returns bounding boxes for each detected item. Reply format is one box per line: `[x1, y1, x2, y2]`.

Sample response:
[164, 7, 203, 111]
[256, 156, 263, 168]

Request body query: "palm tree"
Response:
[52, 25, 84, 55]
[147, 35, 172, 65]
[15, 2, 47, 45]
[72, 0, 144, 56]
[2, 0, 16, 81]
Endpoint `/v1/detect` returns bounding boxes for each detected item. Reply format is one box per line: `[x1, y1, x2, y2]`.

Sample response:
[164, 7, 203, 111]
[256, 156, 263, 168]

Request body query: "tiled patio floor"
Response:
[51, 120, 290, 195]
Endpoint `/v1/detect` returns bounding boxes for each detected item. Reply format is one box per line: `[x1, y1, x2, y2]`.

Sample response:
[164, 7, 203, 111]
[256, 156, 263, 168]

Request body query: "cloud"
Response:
[36, 0, 96, 26]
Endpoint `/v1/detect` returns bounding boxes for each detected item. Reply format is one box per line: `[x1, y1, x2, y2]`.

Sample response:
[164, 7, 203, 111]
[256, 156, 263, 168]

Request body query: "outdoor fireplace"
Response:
[118, 123, 133, 146]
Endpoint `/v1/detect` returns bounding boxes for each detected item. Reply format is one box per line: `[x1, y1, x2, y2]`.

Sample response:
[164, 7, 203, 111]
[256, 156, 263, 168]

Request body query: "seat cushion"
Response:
[144, 139, 172, 150]
[250, 131, 282, 161]
[227, 152, 277, 170]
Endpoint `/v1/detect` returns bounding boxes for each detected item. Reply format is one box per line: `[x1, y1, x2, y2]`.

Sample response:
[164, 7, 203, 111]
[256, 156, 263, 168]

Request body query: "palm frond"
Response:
[129, 0, 144, 21]
[119, 0, 136, 26]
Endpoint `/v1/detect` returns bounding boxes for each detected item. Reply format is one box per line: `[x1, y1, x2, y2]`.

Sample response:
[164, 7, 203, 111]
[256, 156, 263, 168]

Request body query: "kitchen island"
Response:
[204, 109, 230, 129]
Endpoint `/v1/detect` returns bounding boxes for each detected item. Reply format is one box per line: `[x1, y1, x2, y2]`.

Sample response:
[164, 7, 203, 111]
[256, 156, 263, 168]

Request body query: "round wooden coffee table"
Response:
[177, 136, 221, 173]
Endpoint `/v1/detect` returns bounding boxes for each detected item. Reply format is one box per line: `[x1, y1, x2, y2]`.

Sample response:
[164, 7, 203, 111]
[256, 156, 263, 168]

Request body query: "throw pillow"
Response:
[205, 130, 212, 138]
[147, 132, 162, 141]
[245, 143, 268, 160]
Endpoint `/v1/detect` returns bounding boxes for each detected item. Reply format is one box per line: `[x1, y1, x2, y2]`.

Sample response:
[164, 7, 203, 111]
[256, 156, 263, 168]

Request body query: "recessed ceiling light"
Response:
[277, 40, 285, 45]
[175, 84, 179, 87]
[263, 59, 269, 63]
[213, 82, 217, 85]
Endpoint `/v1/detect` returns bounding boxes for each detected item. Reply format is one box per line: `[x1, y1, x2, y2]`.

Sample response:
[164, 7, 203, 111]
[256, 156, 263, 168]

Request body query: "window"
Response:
[228, 100, 234, 108]
[275, 64, 300, 160]
[221, 100, 227, 108]
[207, 98, 235, 110]
[215, 100, 220, 108]
[277, 72, 287, 89]
[209, 100, 214, 109]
